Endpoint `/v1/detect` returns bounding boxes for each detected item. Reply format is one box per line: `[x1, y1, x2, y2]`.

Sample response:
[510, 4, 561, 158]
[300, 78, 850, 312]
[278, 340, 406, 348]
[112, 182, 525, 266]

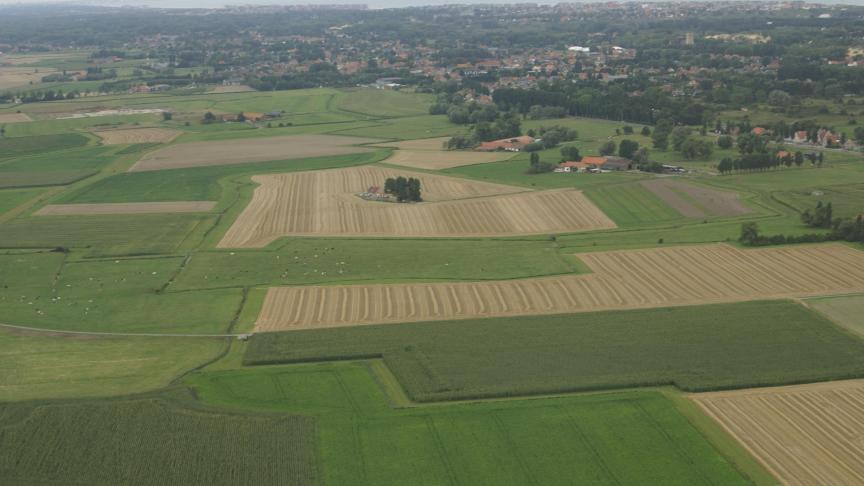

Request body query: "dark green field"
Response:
[0, 390, 318, 486]
[184, 360, 755, 486]
[244, 300, 864, 400]
[0, 133, 89, 158]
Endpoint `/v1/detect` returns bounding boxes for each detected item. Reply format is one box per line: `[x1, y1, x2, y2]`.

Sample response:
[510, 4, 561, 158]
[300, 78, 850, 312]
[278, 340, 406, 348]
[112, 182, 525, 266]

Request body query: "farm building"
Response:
[477, 136, 536, 152]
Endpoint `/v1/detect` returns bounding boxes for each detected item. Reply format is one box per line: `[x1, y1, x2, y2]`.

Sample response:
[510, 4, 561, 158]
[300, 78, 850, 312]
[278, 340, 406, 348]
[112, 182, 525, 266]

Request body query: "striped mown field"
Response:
[254, 243, 864, 331]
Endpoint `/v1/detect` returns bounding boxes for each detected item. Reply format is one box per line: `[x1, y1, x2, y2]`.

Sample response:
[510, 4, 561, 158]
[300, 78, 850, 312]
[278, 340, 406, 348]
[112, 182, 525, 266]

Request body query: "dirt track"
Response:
[641, 178, 751, 218]
[129, 134, 380, 172]
[693, 380, 864, 485]
[35, 202, 216, 215]
[95, 128, 181, 145]
[254, 243, 864, 331]
[217, 165, 614, 247]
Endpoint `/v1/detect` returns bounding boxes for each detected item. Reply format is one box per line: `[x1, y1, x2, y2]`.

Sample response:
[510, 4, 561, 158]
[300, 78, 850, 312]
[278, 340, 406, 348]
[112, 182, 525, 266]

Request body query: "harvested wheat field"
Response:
[35, 201, 216, 215]
[209, 84, 255, 93]
[128, 134, 380, 172]
[0, 67, 55, 90]
[640, 178, 751, 218]
[384, 149, 513, 170]
[0, 113, 32, 123]
[95, 128, 181, 145]
[693, 380, 864, 485]
[378, 137, 451, 151]
[217, 165, 613, 247]
[254, 243, 864, 331]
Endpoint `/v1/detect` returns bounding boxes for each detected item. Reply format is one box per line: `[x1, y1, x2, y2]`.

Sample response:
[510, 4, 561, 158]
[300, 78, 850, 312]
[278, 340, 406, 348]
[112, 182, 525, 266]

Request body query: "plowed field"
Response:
[254, 243, 864, 331]
[218, 165, 613, 247]
[693, 380, 864, 485]
[35, 201, 216, 215]
[640, 178, 751, 218]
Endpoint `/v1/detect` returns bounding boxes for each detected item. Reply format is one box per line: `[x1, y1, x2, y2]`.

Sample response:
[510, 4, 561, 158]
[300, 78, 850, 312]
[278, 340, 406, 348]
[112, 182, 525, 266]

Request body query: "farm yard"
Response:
[253, 243, 864, 331]
[0, 73, 863, 486]
[693, 380, 864, 485]
[217, 165, 614, 246]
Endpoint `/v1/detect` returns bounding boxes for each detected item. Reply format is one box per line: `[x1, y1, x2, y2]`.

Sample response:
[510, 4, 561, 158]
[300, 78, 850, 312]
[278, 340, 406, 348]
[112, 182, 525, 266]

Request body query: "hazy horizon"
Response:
[2, 0, 864, 9]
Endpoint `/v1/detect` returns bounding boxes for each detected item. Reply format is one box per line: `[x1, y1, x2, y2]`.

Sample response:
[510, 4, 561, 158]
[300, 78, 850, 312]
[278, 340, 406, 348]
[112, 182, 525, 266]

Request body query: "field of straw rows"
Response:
[254, 243, 864, 331]
[95, 128, 181, 145]
[218, 166, 615, 247]
[693, 380, 864, 485]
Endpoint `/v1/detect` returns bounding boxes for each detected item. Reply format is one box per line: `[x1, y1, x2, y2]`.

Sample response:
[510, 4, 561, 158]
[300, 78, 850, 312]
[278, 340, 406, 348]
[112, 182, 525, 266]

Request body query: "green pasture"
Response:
[334, 88, 434, 118]
[172, 238, 581, 291]
[0, 252, 243, 333]
[775, 183, 864, 219]
[0, 328, 224, 401]
[584, 182, 685, 226]
[0, 133, 89, 157]
[0, 188, 43, 216]
[186, 361, 755, 486]
[245, 300, 864, 400]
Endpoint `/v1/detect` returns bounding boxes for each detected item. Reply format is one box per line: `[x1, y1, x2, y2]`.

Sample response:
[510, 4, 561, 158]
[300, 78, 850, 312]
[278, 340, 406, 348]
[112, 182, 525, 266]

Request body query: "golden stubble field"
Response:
[254, 243, 864, 331]
[128, 134, 380, 172]
[376, 137, 515, 170]
[94, 128, 181, 145]
[693, 380, 864, 485]
[217, 165, 615, 247]
[0, 67, 56, 90]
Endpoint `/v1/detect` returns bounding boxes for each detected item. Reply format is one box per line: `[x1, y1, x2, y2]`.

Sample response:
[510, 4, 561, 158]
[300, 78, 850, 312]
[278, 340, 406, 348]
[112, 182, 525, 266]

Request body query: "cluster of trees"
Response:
[384, 176, 422, 202]
[801, 201, 833, 228]
[528, 152, 556, 174]
[740, 216, 864, 247]
[717, 150, 822, 174]
[523, 125, 577, 151]
[445, 112, 522, 149]
[651, 120, 713, 159]
[527, 105, 567, 120]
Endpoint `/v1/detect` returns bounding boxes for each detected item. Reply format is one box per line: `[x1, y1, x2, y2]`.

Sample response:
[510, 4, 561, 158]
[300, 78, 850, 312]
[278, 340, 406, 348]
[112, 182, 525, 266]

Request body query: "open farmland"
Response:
[94, 127, 181, 145]
[187, 361, 753, 486]
[807, 294, 864, 336]
[254, 243, 864, 331]
[640, 178, 752, 219]
[0, 327, 223, 401]
[0, 67, 55, 90]
[218, 165, 614, 247]
[128, 134, 380, 171]
[0, 393, 319, 486]
[245, 300, 864, 399]
[693, 380, 864, 485]
[35, 201, 216, 215]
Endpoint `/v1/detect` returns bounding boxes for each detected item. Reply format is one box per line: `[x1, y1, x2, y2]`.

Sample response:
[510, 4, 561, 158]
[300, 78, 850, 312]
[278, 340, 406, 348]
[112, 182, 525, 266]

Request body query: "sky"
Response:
[1, 0, 863, 8]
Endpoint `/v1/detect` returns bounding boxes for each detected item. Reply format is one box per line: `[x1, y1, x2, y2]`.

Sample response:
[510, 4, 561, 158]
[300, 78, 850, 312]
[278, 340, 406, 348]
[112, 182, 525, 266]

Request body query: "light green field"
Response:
[0, 252, 243, 333]
[775, 184, 864, 219]
[585, 182, 685, 226]
[0, 328, 224, 401]
[186, 360, 758, 486]
[172, 238, 582, 290]
[0, 188, 44, 217]
[807, 294, 864, 336]
[334, 88, 434, 118]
